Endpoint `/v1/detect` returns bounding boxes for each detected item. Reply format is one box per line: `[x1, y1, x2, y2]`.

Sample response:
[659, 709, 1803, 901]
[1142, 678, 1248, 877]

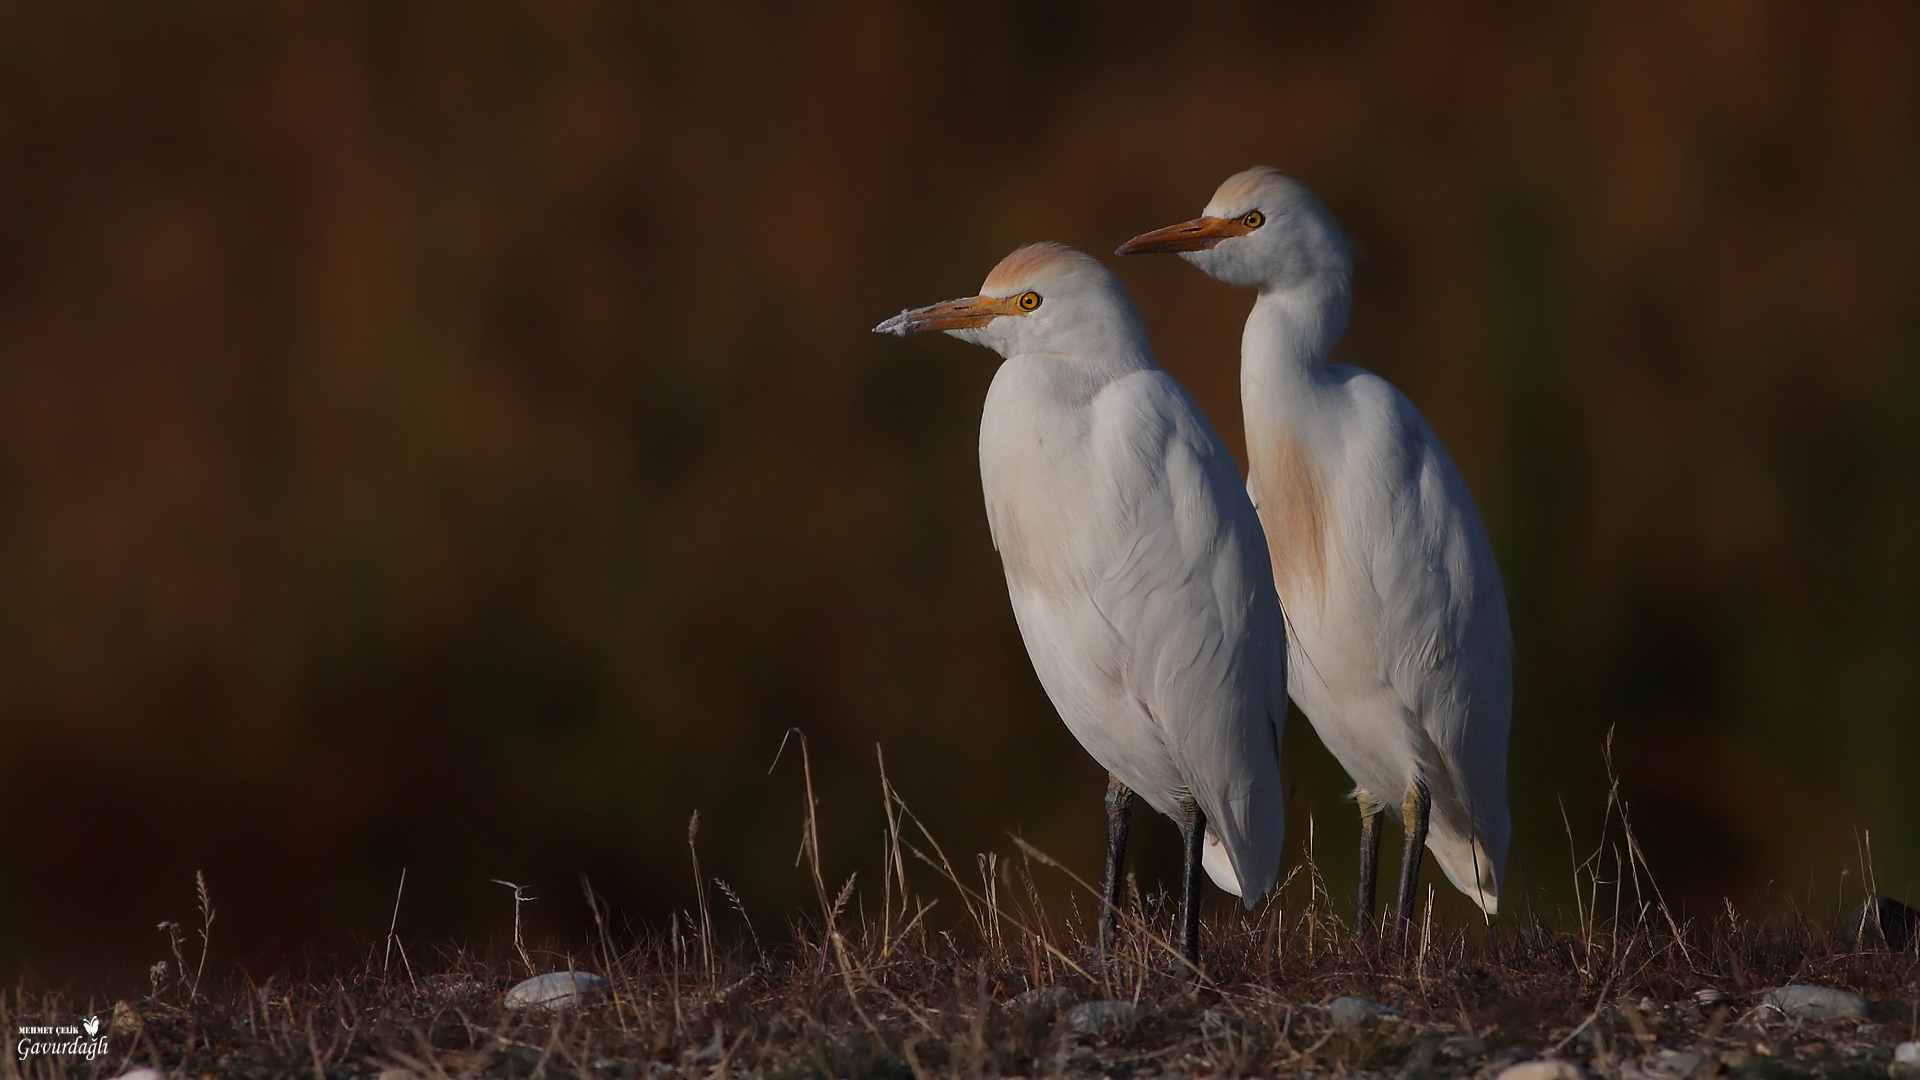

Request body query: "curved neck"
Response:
[1242, 279, 1350, 397]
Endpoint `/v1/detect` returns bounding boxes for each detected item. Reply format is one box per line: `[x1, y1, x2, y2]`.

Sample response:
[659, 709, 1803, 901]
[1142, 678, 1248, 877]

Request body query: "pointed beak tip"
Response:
[1115, 231, 1182, 257]
[871, 311, 912, 336]
[1116, 217, 1234, 256]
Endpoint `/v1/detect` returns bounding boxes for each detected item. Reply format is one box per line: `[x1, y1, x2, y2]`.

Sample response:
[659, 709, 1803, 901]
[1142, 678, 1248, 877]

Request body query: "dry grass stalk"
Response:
[14, 742, 1916, 1079]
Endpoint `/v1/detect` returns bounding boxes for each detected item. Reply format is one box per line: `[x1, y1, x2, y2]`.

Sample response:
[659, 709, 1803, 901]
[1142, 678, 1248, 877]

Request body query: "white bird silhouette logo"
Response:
[81, 1016, 101, 1037]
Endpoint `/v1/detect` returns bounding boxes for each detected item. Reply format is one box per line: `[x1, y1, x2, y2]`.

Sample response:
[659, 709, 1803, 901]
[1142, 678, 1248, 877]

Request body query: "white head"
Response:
[1117, 167, 1351, 295]
[873, 243, 1151, 366]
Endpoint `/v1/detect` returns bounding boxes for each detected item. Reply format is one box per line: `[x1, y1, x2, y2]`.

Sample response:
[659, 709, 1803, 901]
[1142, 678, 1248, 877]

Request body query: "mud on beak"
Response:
[872, 293, 1026, 336]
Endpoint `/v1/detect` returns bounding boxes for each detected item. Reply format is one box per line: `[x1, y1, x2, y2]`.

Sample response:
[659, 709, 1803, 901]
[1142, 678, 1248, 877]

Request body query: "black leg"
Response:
[1099, 775, 1135, 963]
[1355, 792, 1384, 946]
[1392, 779, 1431, 952]
[1177, 795, 1206, 973]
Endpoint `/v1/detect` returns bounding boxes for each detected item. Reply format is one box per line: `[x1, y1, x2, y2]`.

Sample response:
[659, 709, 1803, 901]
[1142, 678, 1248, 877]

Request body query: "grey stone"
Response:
[503, 971, 611, 1010]
[1063, 999, 1137, 1035]
[1328, 995, 1397, 1031]
[1655, 1050, 1707, 1077]
[1761, 983, 1869, 1021]
[1200, 1008, 1242, 1035]
[1838, 896, 1918, 951]
[1692, 988, 1728, 1006]
[109, 1072, 166, 1080]
[1495, 1060, 1584, 1080]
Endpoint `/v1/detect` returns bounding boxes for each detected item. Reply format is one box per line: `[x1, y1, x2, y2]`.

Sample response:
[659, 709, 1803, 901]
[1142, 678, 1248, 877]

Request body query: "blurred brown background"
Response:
[3, 1, 1917, 988]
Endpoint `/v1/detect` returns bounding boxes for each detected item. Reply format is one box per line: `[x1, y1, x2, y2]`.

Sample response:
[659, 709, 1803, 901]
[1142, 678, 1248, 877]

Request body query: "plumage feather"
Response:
[895, 243, 1291, 904]
[1142, 169, 1513, 915]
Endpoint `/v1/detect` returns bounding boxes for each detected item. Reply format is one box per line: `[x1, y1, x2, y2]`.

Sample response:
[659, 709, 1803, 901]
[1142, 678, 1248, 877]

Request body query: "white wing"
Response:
[1080, 370, 1290, 900]
[1357, 376, 1512, 911]
[982, 358, 1289, 903]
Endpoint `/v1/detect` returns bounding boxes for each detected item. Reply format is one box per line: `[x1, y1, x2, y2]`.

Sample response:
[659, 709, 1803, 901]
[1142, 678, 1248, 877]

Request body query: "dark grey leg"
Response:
[1177, 795, 1206, 972]
[1099, 775, 1135, 962]
[1392, 779, 1431, 951]
[1355, 791, 1384, 945]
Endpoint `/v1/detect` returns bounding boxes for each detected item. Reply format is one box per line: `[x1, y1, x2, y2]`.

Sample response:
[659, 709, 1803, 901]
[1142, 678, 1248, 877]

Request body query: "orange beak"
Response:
[872, 293, 1026, 336]
[1115, 215, 1249, 256]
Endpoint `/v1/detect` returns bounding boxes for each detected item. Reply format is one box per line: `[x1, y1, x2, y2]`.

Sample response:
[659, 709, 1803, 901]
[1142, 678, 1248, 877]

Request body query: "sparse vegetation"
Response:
[6, 740, 1915, 1079]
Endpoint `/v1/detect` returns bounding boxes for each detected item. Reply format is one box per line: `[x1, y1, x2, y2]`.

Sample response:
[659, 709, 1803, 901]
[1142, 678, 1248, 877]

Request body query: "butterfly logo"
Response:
[81, 1016, 101, 1037]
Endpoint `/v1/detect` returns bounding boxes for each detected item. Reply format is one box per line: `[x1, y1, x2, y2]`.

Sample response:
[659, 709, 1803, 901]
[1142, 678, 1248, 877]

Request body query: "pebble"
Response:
[1760, 983, 1869, 1021]
[1063, 999, 1137, 1034]
[1893, 1041, 1920, 1079]
[1655, 1049, 1707, 1077]
[1327, 995, 1396, 1031]
[1692, 988, 1728, 1006]
[1837, 895, 1919, 951]
[1200, 1008, 1242, 1035]
[1495, 1059, 1585, 1080]
[110, 1071, 165, 1080]
[503, 971, 611, 1010]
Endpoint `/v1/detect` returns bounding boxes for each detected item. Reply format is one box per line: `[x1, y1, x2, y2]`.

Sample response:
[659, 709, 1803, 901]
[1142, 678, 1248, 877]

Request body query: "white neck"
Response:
[1240, 278, 1350, 415]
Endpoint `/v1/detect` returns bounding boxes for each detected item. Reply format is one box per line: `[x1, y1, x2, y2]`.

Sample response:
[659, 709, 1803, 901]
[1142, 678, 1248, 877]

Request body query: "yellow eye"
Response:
[1242, 210, 1266, 229]
[1017, 291, 1042, 311]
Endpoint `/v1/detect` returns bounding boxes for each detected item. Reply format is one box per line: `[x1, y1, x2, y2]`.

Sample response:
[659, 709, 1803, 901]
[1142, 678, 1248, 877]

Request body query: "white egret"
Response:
[874, 243, 1289, 968]
[1119, 169, 1512, 945]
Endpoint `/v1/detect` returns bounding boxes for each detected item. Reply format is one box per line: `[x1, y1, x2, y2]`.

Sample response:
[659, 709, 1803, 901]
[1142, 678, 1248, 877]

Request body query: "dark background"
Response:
[3, 1, 1917, 988]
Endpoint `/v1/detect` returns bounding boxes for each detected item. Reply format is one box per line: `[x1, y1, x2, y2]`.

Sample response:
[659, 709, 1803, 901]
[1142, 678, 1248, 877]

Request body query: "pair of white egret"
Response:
[874, 168, 1511, 969]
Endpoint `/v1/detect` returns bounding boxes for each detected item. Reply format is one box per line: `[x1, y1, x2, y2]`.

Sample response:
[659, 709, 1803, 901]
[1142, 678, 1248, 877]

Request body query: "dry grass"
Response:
[5, 737, 1916, 1080]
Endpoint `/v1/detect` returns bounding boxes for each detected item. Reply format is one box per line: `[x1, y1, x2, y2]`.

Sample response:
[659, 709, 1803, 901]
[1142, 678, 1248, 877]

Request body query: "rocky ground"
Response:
[8, 897, 1916, 1080]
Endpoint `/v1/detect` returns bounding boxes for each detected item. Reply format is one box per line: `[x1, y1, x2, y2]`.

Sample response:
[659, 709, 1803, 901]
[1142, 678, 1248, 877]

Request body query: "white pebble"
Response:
[1495, 1059, 1585, 1080]
[503, 971, 611, 1010]
[1760, 984, 1868, 1021]
[1655, 1049, 1706, 1077]
[1327, 995, 1396, 1031]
